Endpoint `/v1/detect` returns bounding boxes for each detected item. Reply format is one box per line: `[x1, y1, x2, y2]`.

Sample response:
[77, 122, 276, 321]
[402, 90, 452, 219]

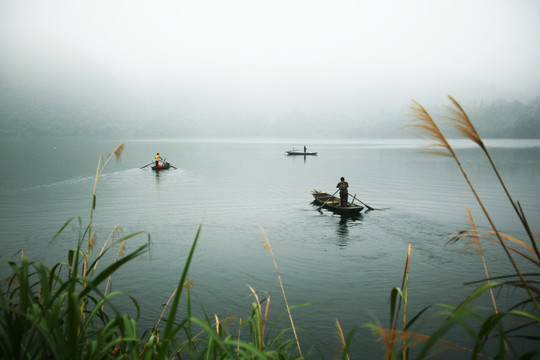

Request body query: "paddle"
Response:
[140, 162, 154, 169]
[349, 193, 375, 211]
[317, 189, 340, 211]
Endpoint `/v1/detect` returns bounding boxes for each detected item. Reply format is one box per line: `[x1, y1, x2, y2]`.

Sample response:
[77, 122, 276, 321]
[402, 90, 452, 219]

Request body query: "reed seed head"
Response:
[444, 95, 485, 150]
[408, 100, 453, 157]
[89, 231, 97, 251]
[112, 143, 125, 160]
[116, 241, 126, 258]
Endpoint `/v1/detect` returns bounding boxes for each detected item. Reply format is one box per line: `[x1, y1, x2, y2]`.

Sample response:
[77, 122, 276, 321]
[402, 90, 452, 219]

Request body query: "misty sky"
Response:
[2, 0, 540, 117]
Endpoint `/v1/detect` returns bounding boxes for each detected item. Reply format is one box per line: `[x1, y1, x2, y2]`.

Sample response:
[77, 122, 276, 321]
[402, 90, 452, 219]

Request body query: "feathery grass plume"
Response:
[451, 229, 540, 267]
[444, 95, 484, 150]
[408, 100, 455, 157]
[88, 230, 96, 251]
[90, 143, 125, 221]
[366, 322, 478, 360]
[259, 226, 302, 357]
[87, 143, 125, 274]
[445, 96, 539, 260]
[335, 319, 350, 360]
[112, 143, 125, 160]
[368, 317, 397, 360]
[184, 278, 195, 288]
[410, 100, 533, 297]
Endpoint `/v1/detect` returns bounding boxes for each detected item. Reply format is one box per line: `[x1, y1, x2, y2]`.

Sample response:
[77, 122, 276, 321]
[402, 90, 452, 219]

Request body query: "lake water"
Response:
[1, 136, 539, 358]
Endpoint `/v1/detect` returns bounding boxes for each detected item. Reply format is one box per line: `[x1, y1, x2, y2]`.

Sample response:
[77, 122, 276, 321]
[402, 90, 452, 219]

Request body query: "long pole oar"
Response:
[349, 193, 375, 211]
[140, 162, 154, 169]
[317, 189, 340, 211]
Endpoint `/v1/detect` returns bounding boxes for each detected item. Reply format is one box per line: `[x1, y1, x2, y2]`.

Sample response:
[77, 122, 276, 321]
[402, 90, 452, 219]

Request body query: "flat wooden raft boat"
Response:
[286, 150, 317, 156]
[152, 163, 171, 171]
[311, 190, 364, 214]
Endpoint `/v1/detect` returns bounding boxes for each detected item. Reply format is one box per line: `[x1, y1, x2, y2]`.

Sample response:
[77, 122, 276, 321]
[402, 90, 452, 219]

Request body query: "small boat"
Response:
[311, 190, 364, 215]
[286, 150, 317, 156]
[152, 162, 172, 171]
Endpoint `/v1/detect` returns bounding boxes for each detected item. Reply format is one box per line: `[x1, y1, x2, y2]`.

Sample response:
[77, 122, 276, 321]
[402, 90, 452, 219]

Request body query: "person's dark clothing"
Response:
[336, 180, 349, 207]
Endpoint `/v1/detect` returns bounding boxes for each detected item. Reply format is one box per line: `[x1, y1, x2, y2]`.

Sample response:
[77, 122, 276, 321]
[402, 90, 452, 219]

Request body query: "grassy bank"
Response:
[1, 97, 539, 359]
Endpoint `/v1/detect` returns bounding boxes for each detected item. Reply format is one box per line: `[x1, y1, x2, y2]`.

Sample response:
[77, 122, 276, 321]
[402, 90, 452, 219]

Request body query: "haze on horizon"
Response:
[1, 0, 540, 138]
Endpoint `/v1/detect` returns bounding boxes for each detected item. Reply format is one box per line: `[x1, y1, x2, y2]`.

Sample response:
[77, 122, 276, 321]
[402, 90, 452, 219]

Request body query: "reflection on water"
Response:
[310, 199, 364, 243]
[337, 213, 363, 239]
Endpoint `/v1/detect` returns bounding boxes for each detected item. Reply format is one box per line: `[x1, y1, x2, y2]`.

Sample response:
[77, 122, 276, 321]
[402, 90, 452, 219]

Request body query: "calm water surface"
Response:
[1, 137, 539, 358]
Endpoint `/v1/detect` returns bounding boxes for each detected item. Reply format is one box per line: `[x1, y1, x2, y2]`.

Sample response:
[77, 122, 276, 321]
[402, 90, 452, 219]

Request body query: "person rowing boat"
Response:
[155, 153, 163, 167]
[336, 177, 349, 207]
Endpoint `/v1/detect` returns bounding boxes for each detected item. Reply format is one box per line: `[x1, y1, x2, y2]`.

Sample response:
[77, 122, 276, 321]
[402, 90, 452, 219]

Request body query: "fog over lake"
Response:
[1, 0, 540, 137]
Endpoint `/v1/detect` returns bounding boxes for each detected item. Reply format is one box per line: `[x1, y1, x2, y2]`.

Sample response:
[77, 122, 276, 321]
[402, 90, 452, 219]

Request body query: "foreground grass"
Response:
[365, 96, 539, 359]
[1, 98, 539, 359]
[0, 144, 307, 359]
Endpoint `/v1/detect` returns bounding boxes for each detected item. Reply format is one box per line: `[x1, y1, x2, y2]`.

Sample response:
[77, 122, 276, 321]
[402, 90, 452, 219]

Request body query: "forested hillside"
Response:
[2, 89, 539, 139]
[465, 98, 540, 138]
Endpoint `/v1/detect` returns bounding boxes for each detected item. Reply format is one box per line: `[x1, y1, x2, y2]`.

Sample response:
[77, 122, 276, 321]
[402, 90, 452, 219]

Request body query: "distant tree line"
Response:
[464, 97, 540, 139]
[1, 94, 539, 139]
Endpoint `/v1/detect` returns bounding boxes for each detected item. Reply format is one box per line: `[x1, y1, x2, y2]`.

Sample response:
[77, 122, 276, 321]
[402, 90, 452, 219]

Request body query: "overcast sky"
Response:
[2, 0, 540, 115]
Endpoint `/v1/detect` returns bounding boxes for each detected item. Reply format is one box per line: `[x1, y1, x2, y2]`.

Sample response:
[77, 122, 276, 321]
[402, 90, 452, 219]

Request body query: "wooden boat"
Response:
[311, 190, 364, 214]
[152, 162, 171, 171]
[286, 150, 317, 156]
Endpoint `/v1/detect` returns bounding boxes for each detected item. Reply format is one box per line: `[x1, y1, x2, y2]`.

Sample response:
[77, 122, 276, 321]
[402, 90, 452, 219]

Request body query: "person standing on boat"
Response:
[336, 177, 349, 207]
[155, 153, 162, 167]
[304, 145, 307, 153]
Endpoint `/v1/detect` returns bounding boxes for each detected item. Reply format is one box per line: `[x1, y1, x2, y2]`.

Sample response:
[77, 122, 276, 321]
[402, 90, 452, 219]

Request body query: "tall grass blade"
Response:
[157, 224, 201, 358]
[260, 226, 302, 357]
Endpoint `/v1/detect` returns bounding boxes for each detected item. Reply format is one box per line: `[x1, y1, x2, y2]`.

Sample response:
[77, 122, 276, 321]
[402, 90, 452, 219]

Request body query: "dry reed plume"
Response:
[399, 96, 539, 358]
[409, 98, 534, 294]
[335, 320, 349, 360]
[260, 226, 303, 357]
